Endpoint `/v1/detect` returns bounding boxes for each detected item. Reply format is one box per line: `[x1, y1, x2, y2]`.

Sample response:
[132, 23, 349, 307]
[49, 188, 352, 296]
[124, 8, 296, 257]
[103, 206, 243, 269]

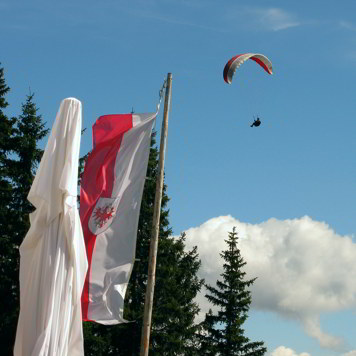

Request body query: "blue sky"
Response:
[2, 1, 356, 355]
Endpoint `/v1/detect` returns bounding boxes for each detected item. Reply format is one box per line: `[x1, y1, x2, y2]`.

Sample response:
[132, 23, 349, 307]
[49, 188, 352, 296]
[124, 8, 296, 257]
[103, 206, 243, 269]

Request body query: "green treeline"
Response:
[0, 64, 266, 356]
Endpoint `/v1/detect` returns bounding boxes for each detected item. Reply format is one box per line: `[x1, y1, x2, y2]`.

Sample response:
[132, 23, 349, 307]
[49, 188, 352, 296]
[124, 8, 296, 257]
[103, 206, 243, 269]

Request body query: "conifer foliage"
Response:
[200, 228, 266, 356]
[0, 64, 18, 356]
[0, 64, 49, 355]
[83, 133, 204, 355]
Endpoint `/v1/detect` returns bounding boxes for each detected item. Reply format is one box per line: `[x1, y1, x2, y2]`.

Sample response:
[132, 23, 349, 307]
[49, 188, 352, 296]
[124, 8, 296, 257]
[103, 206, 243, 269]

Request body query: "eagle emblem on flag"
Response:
[88, 196, 120, 235]
[93, 205, 115, 228]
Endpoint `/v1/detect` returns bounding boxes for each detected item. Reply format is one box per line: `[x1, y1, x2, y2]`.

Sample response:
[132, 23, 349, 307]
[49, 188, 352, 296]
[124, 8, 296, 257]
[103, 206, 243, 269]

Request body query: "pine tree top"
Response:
[200, 227, 267, 356]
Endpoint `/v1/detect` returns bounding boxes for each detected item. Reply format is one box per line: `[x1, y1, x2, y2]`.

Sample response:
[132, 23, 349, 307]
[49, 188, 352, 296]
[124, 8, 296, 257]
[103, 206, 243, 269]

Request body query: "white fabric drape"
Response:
[14, 98, 88, 356]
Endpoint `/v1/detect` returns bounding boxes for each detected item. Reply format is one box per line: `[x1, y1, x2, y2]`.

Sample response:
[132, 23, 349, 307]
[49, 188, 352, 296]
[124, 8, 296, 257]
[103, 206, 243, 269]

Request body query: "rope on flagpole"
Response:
[156, 77, 167, 113]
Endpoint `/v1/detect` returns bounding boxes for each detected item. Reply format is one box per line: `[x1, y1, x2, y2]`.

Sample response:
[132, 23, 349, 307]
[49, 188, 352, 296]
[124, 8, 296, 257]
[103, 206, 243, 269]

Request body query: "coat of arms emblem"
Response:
[93, 204, 115, 228]
[88, 196, 120, 235]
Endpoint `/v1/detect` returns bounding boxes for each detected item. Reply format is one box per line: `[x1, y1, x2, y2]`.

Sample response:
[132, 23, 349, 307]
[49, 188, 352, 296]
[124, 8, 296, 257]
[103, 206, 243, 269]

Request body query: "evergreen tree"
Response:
[0, 65, 14, 165]
[199, 309, 219, 356]
[83, 132, 204, 355]
[200, 228, 266, 356]
[0, 64, 15, 252]
[0, 69, 49, 355]
[149, 233, 203, 355]
[0, 63, 19, 356]
[11, 92, 49, 242]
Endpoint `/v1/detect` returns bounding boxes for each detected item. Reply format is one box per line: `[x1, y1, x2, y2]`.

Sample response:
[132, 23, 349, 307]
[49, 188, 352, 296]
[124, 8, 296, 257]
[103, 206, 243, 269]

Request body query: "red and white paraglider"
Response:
[223, 53, 273, 127]
[223, 53, 273, 84]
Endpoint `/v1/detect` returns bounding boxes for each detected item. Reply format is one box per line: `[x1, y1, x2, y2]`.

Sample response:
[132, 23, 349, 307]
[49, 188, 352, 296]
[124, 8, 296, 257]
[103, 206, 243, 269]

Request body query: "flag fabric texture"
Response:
[80, 112, 156, 324]
[14, 98, 88, 356]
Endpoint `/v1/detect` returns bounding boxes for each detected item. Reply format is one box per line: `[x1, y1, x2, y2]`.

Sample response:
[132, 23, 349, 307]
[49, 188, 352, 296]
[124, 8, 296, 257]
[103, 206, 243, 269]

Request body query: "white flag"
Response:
[14, 98, 88, 356]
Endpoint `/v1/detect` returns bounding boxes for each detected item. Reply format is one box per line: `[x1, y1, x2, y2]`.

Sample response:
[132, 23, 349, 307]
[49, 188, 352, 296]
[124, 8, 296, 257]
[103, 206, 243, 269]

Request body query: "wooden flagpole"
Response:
[140, 73, 172, 356]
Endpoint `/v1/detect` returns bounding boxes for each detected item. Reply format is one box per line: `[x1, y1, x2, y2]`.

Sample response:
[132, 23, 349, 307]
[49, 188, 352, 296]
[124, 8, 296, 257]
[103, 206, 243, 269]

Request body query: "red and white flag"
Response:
[80, 112, 156, 324]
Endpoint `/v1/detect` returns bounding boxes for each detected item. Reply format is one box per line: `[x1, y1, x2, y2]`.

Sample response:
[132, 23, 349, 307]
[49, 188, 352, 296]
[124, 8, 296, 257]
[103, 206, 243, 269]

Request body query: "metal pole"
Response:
[140, 73, 172, 356]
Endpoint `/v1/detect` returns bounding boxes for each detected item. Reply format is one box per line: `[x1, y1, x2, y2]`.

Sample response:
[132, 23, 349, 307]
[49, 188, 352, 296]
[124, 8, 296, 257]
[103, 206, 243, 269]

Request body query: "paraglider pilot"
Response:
[250, 117, 261, 127]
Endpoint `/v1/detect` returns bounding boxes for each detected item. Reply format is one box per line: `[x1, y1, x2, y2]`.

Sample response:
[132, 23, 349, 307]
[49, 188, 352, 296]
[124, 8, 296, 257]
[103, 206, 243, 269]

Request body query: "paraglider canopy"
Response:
[223, 53, 273, 84]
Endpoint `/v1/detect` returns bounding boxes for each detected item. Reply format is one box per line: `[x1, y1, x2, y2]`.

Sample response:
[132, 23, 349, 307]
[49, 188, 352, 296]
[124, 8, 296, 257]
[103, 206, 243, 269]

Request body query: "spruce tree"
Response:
[150, 233, 203, 355]
[83, 132, 204, 355]
[0, 65, 15, 248]
[0, 70, 49, 355]
[200, 228, 266, 356]
[122, 133, 203, 355]
[0, 64, 18, 356]
[199, 309, 219, 355]
[11, 92, 49, 242]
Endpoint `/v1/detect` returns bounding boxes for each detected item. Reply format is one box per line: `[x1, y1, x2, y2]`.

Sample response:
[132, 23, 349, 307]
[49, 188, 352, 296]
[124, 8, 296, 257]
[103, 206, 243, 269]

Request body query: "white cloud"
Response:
[343, 351, 356, 356]
[270, 346, 311, 356]
[131, 10, 224, 32]
[340, 20, 356, 31]
[303, 316, 343, 350]
[183, 215, 356, 351]
[270, 348, 356, 356]
[244, 7, 300, 31]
